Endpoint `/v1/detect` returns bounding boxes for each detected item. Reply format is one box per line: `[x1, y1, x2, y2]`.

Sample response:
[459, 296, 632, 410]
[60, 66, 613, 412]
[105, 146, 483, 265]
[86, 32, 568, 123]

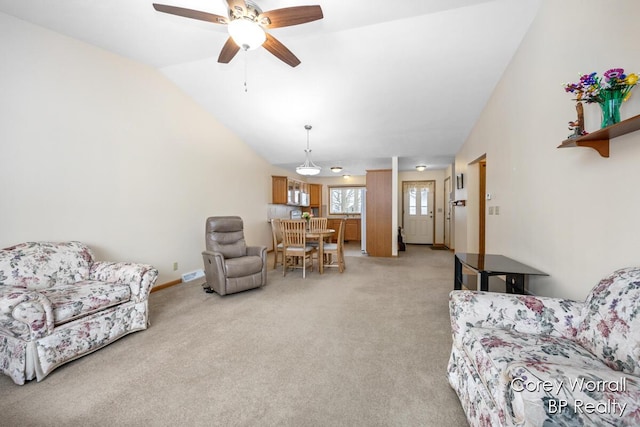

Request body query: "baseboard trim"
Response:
[151, 279, 181, 293]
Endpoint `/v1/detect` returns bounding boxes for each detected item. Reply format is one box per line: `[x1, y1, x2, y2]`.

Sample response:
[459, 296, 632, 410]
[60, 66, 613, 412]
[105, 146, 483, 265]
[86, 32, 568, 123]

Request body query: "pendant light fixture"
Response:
[296, 125, 321, 176]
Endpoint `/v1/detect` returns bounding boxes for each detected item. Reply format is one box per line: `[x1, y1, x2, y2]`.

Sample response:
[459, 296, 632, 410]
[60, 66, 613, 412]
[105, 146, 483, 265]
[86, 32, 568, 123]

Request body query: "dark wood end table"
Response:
[454, 253, 548, 294]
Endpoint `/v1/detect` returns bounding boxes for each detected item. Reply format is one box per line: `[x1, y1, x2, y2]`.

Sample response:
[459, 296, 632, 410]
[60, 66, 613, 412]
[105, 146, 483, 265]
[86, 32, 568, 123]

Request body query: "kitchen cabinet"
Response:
[272, 176, 288, 205]
[309, 184, 321, 207]
[272, 176, 310, 207]
[327, 218, 360, 242]
[304, 183, 322, 216]
[287, 179, 298, 205]
[301, 182, 309, 205]
[345, 219, 361, 241]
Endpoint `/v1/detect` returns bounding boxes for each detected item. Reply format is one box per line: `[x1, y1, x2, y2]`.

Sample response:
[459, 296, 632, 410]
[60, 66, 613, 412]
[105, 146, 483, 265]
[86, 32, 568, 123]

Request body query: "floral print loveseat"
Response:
[448, 267, 640, 426]
[0, 241, 158, 384]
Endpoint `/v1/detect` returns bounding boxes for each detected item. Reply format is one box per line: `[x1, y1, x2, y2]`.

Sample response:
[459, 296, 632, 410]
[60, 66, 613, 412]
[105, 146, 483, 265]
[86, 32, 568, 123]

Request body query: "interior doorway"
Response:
[402, 181, 435, 244]
[479, 159, 486, 255]
[444, 176, 452, 249]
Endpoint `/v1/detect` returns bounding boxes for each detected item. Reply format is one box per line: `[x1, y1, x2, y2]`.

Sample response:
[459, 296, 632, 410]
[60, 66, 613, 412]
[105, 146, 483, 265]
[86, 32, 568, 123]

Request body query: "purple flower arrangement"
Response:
[564, 68, 638, 104]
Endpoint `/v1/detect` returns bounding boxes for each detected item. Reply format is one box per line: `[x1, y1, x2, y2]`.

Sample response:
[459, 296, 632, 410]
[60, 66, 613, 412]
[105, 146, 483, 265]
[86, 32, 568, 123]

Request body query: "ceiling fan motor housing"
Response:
[229, 0, 262, 23]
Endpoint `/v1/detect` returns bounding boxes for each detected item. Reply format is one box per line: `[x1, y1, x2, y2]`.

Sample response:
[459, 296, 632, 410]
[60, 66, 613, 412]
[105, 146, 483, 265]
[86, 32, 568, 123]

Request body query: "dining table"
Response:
[306, 228, 335, 274]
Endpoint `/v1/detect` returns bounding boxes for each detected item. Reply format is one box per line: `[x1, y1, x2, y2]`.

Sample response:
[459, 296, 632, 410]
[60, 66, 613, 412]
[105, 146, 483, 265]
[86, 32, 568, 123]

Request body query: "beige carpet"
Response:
[0, 244, 467, 426]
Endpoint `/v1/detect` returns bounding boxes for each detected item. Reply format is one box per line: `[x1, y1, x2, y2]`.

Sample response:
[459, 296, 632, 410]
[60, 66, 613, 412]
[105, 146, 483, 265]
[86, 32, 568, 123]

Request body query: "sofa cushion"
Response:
[0, 242, 94, 290]
[462, 327, 610, 420]
[576, 267, 640, 376]
[225, 256, 263, 278]
[40, 280, 131, 325]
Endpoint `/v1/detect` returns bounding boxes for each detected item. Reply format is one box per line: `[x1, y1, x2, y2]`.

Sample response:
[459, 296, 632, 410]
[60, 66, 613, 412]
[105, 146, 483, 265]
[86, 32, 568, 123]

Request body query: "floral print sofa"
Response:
[0, 241, 158, 385]
[448, 267, 640, 426]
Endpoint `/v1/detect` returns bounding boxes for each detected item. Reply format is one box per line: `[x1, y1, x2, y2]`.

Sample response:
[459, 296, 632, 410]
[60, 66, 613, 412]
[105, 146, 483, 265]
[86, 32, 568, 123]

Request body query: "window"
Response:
[403, 181, 433, 217]
[421, 187, 429, 215]
[409, 188, 416, 215]
[329, 186, 364, 214]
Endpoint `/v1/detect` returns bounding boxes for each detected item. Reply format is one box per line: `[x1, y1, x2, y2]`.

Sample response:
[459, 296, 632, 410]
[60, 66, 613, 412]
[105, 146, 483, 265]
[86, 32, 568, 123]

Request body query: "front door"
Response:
[403, 181, 435, 244]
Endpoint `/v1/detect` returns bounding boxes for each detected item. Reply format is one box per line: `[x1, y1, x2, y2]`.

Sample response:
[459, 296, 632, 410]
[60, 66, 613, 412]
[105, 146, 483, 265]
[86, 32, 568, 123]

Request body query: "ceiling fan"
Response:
[153, 0, 323, 67]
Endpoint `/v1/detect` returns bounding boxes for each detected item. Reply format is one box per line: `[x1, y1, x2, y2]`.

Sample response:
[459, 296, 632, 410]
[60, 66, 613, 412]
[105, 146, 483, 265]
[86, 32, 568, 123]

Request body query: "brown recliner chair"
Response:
[202, 216, 267, 296]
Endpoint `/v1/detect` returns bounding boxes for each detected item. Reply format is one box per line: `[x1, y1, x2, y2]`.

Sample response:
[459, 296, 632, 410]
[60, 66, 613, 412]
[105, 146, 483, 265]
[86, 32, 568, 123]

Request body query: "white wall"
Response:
[0, 13, 283, 285]
[454, 0, 640, 300]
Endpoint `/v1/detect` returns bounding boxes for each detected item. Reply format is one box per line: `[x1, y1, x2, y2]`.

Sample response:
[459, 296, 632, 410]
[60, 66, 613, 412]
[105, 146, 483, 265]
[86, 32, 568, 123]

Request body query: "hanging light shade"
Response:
[296, 125, 321, 176]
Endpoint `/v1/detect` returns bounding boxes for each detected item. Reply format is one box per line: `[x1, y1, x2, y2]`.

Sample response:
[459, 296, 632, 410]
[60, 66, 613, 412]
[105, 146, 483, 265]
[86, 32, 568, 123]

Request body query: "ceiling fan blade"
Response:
[153, 3, 228, 25]
[218, 37, 241, 63]
[259, 6, 323, 29]
[263, 33, 301, 67]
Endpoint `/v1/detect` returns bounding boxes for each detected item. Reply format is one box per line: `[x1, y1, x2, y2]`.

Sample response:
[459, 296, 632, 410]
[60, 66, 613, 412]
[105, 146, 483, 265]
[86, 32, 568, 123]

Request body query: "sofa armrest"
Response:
[449, 290, 584, 347]
[89, 262, 158, 302]
[0, 288, 54, 340]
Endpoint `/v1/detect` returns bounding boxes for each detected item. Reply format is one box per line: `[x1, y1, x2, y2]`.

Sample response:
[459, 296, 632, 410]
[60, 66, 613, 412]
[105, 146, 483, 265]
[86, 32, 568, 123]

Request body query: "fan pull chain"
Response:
[243, 49, 248, 93]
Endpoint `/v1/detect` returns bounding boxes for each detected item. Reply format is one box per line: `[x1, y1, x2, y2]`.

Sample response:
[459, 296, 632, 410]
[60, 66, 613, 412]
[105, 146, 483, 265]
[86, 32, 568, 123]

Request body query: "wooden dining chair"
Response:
[307, 217, 329, 247]
[322, 218, 346, 273]
[281, 219, 317, 278]
[270, 218, 284, 270]
[309, 217, 327, 230]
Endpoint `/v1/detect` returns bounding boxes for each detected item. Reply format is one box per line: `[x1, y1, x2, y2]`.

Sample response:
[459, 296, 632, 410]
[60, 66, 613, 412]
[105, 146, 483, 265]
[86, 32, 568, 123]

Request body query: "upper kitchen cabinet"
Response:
[272, 176, 310, 207]
[272, 176, 288, 205]
[309, 184, 322, 208]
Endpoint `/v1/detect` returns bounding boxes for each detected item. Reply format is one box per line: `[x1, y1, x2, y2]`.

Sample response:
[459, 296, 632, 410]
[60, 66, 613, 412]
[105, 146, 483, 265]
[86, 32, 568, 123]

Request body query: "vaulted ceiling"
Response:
[0, 0, 540, 176]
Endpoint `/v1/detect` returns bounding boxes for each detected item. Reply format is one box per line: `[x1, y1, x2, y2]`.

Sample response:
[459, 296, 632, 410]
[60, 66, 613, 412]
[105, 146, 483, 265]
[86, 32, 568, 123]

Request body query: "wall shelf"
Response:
[558, 113, 640, 158]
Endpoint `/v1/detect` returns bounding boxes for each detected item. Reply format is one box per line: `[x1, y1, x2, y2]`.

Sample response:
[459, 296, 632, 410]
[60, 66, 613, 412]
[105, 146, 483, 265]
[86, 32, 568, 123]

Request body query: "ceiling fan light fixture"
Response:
[228, 18, 266, 51]
[415, 165, 427, 172]
[330, 166, 343, 173]
[296, 125, 321, 176]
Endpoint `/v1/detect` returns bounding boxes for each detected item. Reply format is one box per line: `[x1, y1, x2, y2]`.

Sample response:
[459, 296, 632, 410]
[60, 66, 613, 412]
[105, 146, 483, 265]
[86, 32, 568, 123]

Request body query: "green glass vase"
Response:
[599, 90, 623, 128]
